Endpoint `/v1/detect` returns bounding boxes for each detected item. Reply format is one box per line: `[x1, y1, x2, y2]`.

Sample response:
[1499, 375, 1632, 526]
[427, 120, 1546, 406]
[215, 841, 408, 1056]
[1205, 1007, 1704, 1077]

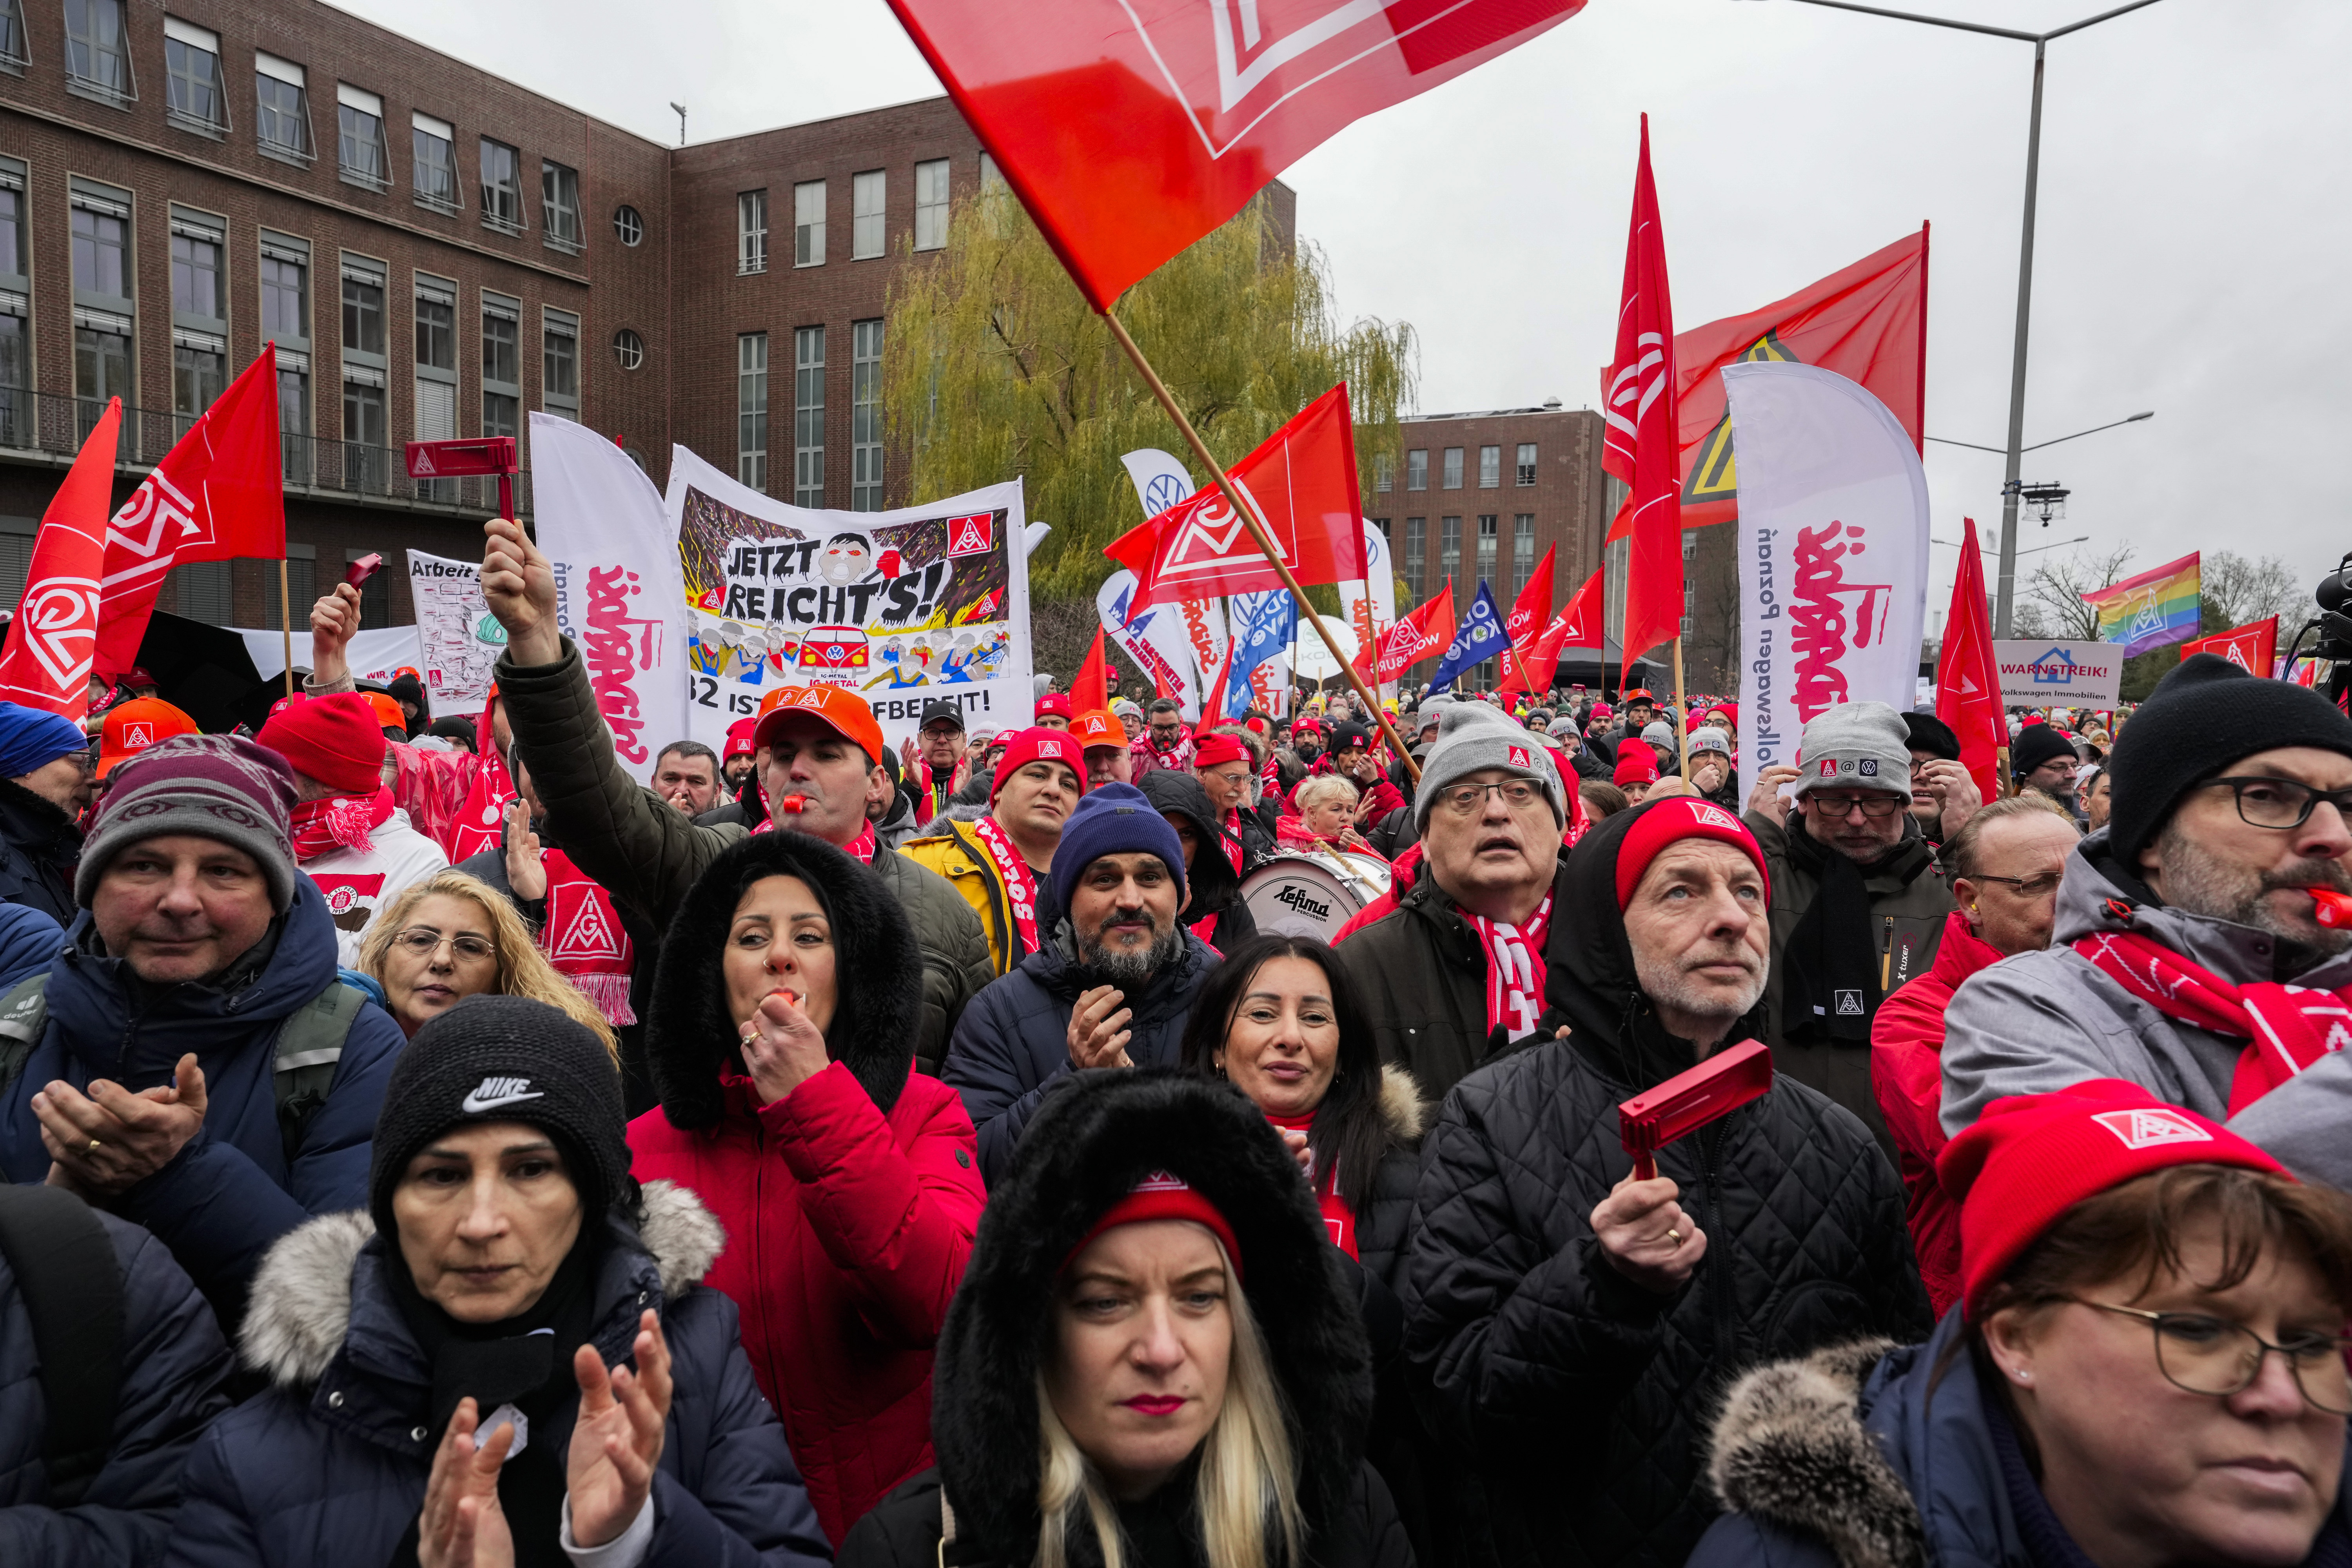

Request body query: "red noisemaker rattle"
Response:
[1619, 1040, 1775, 1180]
[2312, 889, 2352, 929]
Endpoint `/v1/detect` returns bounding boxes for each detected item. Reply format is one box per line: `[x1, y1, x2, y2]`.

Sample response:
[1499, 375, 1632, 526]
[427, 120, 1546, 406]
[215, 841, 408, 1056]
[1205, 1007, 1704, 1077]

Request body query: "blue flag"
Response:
[1426, 581, 1510, 695]
[1224, 590, 1297, 719]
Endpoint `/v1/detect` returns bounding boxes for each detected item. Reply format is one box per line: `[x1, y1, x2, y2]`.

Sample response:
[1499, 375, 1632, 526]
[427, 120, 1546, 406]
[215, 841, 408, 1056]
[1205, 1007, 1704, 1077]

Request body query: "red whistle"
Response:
[2312, 888, 2352, 929]
[777, 793, 810, 814]
[1619, 1040, 1775, 1181]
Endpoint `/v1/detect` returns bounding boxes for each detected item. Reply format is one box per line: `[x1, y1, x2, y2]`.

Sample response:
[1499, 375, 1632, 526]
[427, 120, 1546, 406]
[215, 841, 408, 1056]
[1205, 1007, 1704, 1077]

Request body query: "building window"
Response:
[479, 138, 523, 234]
[255, 550, 317, 629]
[260, 249, 306, 343]
[482, 293, 520, 445]
[170, 560, 232, 623]
[336, 84, 388, 189]
[276, 361, 310, 482]
[71, 203, 126, 298]
[1406, 448, 1426, 491]
[0, 314, 24, 448]
[914, 158, 949, 251]
[1515, 442, 1537, 486]
[738, 190, 767, 274]
[342, 379, 386, 488]
[1475, 514, 1497, 585]
[65, 0, 132, 101]
[541, 161, 581, 253]
[412, 112, 459, 213]
[613, 328, 644, 370]
[74, 320, 130, 429]
[1373, 452, 1393, 493]
[543, 310, 579, 418]
[341, 267, 385, 356]
[1442, 446, 1463, 489]
[793, 180, 825, 267]
[793, 325, 824, 506]
[0, 177, 20, 280]
[737, 332, 767, 492]
[1479, 445, 1500, 488]
[163, 17, 224, 132]
[481, 387, 517, 440]
[852, 318, 882, 510]
[852, 170, 885, 260]
[979, 151, 1005, 192]
[1512, 515, 1534, 596]
[1439, 515, 1461, 583]
[613, 205, 643, 246]
[347, 550, 387, 627]
[414, 274, 456, 500]
[415, 286, 453, 372]
[1405, 517, 1426, 600]
[0, 0, 25, 68]
[172, 341, 224, 427]
[254, 53, 311, 161]
[170, 231, 220, 320]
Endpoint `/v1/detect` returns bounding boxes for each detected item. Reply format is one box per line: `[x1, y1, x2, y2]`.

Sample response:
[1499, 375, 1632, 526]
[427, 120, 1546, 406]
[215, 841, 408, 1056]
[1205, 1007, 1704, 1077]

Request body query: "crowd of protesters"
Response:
[0, 513, 2343, 1568]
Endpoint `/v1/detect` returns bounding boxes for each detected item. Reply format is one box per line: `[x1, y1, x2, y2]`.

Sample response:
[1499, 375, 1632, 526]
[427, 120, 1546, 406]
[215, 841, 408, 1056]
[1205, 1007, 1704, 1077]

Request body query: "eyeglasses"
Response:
[2073, 1299, 2352, 1414]
[1806, 791, 1904, 819]
[2202, 776, 2352, 831]
[1436, 779, 1545, 816]
[391, 928, 497, 964]
[1971, 871, 2063, 900]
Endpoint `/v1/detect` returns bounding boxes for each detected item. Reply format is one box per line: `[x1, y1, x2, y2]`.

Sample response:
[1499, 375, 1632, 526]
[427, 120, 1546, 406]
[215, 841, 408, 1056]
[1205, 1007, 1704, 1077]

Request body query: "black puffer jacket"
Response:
[1401, 800, 1932, 1568]
[0, 777, 78, 927]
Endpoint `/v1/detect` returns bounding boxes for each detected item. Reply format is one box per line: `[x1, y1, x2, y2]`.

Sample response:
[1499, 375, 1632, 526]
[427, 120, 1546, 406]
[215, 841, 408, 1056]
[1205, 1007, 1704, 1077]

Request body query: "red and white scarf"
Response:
[1465, 890, 1553, 1044]
[1266, 1108, 1356, 1258]
[750, 811, 877, 864]
[2073, 928, 2352, 1112]
[1218, 809, 1247, 876]
[969, 814, 1042, 958]
[289, 788, 395, 862]
[541, 848, 636, 1027]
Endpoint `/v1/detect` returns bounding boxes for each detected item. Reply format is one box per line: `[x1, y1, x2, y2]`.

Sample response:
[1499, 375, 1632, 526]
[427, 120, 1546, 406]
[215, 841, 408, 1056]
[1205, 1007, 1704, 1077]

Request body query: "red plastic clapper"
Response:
[1618, 1040, 1775, 1180]
[344, 552, 383, 588]
[2313, 889, 2352, 929]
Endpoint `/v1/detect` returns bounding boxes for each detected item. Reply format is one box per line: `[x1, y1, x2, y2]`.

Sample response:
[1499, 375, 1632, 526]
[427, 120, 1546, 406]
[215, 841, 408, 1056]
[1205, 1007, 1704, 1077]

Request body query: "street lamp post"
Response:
[1766, 0, 2167, 635]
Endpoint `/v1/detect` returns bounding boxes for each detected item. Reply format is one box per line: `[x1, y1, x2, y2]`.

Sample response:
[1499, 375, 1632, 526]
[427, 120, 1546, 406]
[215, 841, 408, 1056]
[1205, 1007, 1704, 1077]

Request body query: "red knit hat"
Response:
[1613, 744, 1659, 788]
[255, 692, 387, 795]
[1938, 1080, 2288, 1321]
[1064, 1171, 1245, 1283]
[1192, 732, 1252, 769]
[1613, 796, 1769, 909]
[990, 726, 1082, 803]
[723, 716, 757, 761]
[1033, 692, 1073, 723]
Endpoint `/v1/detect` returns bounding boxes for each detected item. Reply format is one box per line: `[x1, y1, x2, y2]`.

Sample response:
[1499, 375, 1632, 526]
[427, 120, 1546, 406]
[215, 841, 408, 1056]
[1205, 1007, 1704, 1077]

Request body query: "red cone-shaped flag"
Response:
[1370, 583, 1458, 685]
[1071, 627, 1109, 714]
[1937, 517, 2005, 809]
[1602, 116, 1682, 664]
[1496, 545, 1557, 694]
[0, 399, 120, 714]
[1508, 566, 1604, 697]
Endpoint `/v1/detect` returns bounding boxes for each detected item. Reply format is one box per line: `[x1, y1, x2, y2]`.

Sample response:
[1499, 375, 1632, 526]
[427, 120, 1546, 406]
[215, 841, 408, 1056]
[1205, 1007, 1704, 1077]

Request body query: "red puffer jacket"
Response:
[1870, 909, 2002, 1316]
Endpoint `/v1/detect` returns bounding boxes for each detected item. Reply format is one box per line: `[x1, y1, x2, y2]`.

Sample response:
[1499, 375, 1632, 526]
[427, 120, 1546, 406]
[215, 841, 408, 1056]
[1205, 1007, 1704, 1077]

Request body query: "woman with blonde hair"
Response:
[357, 868, 617, 1054]
[840, 1069, 1410, 1568]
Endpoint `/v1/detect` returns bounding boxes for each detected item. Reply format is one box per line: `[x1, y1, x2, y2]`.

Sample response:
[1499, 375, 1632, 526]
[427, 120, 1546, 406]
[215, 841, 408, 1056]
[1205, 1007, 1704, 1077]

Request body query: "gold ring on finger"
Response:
[87, 1137, 101, 1154]
[1665, 1226, 1682, 1246]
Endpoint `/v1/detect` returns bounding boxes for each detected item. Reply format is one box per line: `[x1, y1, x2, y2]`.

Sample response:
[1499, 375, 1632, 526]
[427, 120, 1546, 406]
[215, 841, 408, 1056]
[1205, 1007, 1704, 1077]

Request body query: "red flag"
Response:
[886, 1, 1586, 312]
[1104, 385, 1366, 607]
[1495, 545, 1557, 694]
[1936, 517, 2004, 810]
[1071, 627, 1109, 713]
[1602, 118, 1682, 664]
[1506, 566, 1604, 696]
[96, 346, 286, 677]
[0, 399, 120, 714]
[2181, 617, 2279, 678]
[1370, 582, 1457, 684]
[1604, 229, 1928, 540]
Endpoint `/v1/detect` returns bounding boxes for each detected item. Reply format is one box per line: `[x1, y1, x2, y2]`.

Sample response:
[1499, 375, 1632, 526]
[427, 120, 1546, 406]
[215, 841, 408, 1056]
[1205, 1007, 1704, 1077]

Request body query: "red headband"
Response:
[1064, 1171, 1244, 1282]
[1614, 796, 1770, 910]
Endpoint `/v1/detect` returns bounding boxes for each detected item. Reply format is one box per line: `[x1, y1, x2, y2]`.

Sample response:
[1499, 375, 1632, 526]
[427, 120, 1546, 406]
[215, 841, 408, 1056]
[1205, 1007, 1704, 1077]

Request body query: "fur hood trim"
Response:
[933, 1068, 1373, 1561]
[237, 1180, 724, 1390]
[644, 828, 921, 1126]
[1708, 1338, 1924, 1568]
[1377, 1062, 1427, 1143]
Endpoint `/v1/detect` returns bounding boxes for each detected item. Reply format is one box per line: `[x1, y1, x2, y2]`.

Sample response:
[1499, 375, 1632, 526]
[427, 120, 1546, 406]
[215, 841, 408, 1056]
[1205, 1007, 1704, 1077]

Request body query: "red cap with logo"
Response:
[1613, 795, 1769, 910]
[1033, 692, 1074, 722]
[98, 697, 199, 779]
[1192, 733, 1252, 769]
[753, 683, 885, 764]
[991, 726, 1083, 802]
[723, 716, 757, 761]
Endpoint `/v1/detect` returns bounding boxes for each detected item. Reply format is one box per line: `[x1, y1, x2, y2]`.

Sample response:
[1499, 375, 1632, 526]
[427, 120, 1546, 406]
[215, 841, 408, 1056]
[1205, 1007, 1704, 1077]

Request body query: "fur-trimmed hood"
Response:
[1707, 1338, 1924, 1568]
[1375, 1061, 1427, 1144]
[643, 828, 922, 1126]
[932, 1068, 1374, 1561]
[238, 1179, 724, 1389]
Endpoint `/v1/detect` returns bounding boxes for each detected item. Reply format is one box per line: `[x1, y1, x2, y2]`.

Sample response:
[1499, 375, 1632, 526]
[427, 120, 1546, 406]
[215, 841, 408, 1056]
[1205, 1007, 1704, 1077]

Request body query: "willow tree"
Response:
[883, 186, 1417, 606]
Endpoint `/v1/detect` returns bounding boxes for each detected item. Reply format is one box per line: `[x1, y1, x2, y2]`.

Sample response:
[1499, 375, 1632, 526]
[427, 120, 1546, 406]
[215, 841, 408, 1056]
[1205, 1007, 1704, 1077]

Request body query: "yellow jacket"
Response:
[898, 816, 1024, 978]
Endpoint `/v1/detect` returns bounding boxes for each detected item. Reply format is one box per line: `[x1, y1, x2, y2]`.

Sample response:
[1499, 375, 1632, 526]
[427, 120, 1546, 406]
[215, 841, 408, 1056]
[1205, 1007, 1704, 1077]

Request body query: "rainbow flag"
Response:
[2083, 551, 2202, 657]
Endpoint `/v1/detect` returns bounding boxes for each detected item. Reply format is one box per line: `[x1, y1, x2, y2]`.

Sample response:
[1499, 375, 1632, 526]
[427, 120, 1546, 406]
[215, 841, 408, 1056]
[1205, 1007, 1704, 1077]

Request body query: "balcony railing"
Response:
[0, 387, 531, 514]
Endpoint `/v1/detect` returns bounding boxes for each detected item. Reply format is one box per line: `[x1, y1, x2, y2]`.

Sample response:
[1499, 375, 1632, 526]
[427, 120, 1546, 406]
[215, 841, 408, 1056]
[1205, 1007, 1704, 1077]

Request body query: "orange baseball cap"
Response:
[1071, 708, 1128, 749]
[361, 691, 408, 733]
[753, 682, 886, 763]
[98, 697, 199, 779]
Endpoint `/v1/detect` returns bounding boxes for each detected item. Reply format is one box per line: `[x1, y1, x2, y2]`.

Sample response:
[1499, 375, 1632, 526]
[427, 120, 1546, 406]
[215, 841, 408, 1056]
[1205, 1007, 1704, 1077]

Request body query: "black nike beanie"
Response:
[2107, 652, 2352, 869]
[367, 995, 633, 1241]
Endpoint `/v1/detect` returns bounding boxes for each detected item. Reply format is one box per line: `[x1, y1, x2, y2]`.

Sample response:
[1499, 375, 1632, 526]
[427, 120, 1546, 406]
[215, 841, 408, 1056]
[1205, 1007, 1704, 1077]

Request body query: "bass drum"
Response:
[1239, 850, 1389, 942]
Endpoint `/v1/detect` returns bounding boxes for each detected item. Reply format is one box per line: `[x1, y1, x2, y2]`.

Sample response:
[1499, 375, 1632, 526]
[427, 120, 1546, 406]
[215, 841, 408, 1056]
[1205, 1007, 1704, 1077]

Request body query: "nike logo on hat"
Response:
[461, 1076, 545, 1114]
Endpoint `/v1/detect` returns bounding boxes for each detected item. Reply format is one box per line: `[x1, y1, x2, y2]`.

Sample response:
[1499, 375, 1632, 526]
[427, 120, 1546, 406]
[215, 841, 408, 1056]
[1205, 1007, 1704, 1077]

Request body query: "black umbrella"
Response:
[131, 612, 297, 733]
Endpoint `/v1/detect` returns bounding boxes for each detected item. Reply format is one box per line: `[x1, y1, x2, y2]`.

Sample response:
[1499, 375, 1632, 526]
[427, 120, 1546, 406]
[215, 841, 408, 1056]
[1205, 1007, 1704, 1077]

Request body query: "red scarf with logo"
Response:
[750, 812, 876, 864]
[970, 814, 1042, 957]
[289, 788, 394, 862]
[2072, 927, 2352, 1111]
[541, 848, 636, 1026]
[1266, 1109, 1356, 1258]
[1464, 891, 1553, 1045]
[448, 703, 512, 861]
[1218, 809, 1246, 876]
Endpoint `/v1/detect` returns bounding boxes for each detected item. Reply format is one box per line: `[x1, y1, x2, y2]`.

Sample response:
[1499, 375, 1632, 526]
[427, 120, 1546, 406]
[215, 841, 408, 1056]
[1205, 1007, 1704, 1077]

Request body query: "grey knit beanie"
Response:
[1792, 701, 1913, 803]
[1414, 702, 1565, 828]
[1641, 720, 1676, 750]
[1690, 727, 1732, 759]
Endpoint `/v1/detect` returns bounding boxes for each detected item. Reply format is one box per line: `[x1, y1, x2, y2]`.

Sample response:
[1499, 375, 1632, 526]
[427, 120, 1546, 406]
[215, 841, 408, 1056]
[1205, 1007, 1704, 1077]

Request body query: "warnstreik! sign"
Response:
[1992, 639, 2124, 708]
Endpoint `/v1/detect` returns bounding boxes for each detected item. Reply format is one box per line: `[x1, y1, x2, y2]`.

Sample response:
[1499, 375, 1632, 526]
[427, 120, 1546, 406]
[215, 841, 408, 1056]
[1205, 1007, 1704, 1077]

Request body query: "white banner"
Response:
[1727, 362, 1931, 810]
[238, 625, 419, 685]
[404, 550, 503, 704]
[1098, 570, 1210, 720]
[666, 444, 1029, 754]
[530, 413, 691, 786]
[1339, 519, 1398, 696]
[1992, 639, 2124, 707]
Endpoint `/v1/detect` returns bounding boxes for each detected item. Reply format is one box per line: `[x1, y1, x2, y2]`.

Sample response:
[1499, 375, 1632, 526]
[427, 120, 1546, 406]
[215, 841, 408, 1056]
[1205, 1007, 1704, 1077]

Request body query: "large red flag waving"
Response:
[2181, 617, 2279, 678]
[886, 1, 1586, 310]
[1506, 566, 1604, 696]
[1071, 627, 1109, 713]
[1370, 583, 1457, 684]
[1603, 117, 1682, 664]
[1495, 544, 1556, 694]
[0, 400, 120, 714]
[1937, 517, 2004, 810]
[1105, 385, 1365, 608]
[96, 345, 285, 677]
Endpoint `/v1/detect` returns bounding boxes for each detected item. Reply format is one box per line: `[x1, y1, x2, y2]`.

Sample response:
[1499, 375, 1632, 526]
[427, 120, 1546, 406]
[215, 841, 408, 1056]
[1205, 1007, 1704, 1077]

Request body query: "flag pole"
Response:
[278, 558, 294, 698]
[1671, 635, 1690, 779]
[1103, 307, 1419, 781]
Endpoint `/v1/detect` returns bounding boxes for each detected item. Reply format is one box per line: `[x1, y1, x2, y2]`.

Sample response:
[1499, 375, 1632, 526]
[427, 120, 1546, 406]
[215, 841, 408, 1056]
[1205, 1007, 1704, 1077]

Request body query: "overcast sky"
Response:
[336, 0, 2351, 629]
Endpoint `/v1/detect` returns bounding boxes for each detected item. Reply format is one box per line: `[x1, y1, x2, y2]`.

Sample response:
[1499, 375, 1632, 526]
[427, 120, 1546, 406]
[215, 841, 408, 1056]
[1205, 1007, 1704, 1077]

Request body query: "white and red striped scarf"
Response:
[541, 848, 636, 1027]
[969, 814, 1042, 957]
[1464, 890, 1553, 1044]
[750, 811, 876, 864]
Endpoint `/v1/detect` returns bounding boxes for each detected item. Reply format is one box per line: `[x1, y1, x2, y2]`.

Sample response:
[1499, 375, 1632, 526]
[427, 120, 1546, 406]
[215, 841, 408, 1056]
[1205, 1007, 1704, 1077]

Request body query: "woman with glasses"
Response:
[357, 868, 617, 1051]
[1692, 1080, 2352, 1568]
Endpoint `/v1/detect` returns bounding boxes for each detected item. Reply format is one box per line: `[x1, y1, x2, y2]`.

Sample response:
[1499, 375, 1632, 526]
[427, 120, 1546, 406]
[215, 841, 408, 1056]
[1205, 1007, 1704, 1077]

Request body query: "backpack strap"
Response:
[0, 970, 49, 1101]
[0, 1184, 124, 1508]
[272, 980, 369, 1166]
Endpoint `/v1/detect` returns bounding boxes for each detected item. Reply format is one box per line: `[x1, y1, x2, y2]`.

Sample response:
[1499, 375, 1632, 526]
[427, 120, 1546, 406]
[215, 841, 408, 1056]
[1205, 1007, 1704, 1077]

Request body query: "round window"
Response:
[613, 328, 645, 370]
[613, 205, 644, 246]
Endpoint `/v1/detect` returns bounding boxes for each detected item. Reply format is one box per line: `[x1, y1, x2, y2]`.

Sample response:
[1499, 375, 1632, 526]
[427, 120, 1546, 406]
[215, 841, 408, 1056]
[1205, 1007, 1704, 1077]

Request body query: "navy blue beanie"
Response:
[1045, 782, 1187, 929]
[0, 702, 91, 780]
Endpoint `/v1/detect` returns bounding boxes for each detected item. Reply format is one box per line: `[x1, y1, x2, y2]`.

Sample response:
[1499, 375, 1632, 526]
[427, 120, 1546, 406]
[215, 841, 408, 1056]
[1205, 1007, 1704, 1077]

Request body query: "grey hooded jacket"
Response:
[1940, 826, 2352, 1190]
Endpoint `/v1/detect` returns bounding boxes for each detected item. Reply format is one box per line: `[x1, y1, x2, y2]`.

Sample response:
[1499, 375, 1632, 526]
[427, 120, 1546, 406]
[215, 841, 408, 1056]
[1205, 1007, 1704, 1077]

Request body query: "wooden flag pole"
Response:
[1103, 307, 1419, 782]
[279, 558, 294, 698]
[1671, 635, 1690, 780]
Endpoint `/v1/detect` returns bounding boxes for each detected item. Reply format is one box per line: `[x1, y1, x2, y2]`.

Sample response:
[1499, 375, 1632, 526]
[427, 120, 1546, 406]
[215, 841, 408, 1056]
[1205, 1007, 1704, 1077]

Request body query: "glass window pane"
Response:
[342, 275, 385, 355]
[793, 325, 824, 506]
[415, 295, 453, 370]
[852, 318, 882, 510]
[0, 316, 25, 448]
[738, 332, 768, 492]
[1405, 518, 1426, 600]
[414, 129, 457, 204]
[1513, 515, 1534, 596]
[1442, 447, 1463, 489]
[541, 162, 579, 247]
[482, 311, 517, 387]
[171, 234, 221, 319]
[914, 159, 949, 252]
[794, 181, 825, 267]
[1440, 516, 1461, 580]
[166, 38, 223, 126]
[739, 191, 767, 273]
[0, 189, 21, 279]
[261, 256, 306, 340]
[257, 76, 309, 155]
[544, 324, 577, 401]
[1479, 445, 1500, 488]
[1516, 442, 1537, 486]
[853, 169, 885, 260]
[480, 140, 521, 228]
[66, 0, 128, 92]
[71, 207, 126, 298]
[1406, 449, 1426, 491]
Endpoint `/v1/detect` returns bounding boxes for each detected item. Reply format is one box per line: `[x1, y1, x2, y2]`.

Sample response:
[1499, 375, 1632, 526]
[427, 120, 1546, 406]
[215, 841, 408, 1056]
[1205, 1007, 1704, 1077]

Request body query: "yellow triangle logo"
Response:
[1684, 331, 1799, 502]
